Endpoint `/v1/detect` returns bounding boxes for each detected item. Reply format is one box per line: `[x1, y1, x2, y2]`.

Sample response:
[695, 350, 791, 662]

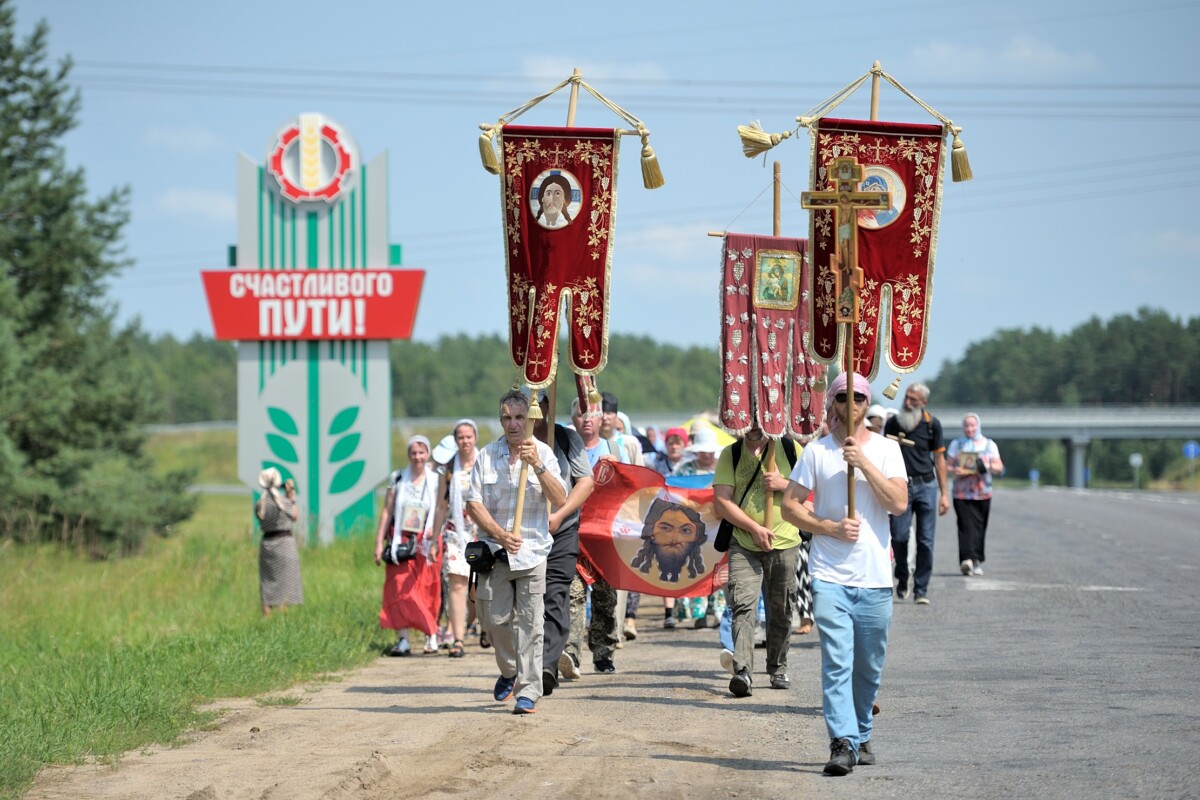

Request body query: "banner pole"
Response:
[763, 161, 782, 529]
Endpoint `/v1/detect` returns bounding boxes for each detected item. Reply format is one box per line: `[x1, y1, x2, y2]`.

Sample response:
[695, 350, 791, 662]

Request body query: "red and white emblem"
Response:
[266, 113, 358, 204]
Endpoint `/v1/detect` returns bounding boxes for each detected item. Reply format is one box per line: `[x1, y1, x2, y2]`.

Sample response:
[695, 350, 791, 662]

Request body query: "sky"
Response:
[17, 0, 1200, 396]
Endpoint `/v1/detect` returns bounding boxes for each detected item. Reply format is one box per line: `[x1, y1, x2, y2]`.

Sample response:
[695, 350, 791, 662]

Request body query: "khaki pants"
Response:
[727, 542, 799, 680]
[476, 558, 547, 702]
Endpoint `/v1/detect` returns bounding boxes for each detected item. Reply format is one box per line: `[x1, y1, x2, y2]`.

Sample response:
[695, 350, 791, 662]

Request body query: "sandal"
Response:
[479, 630, 492, 649]
[795, 620, 814, 636]
[448, 639, 465, 658]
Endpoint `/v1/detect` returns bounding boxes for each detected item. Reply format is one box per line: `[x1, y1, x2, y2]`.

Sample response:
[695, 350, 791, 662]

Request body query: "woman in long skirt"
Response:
[256, 468, 302, 616]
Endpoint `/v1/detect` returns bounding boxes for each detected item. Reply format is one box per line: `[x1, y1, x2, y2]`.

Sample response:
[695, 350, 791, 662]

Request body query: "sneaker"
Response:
[387, 638, 411, 657]
[493, 674, 515, 702]
[857, 740, 875, 766]
[824, 737, 856, 776]
[623, 619, 638, 640]
[542, 669, 557, 696]
[558, 651, 581, 681]
[663, 616, 677, 629]
[594, 658, 616, 674]
[719, 648, 735, 676]
[971, 561, 984, 576]
[769, 673, 790, 690]
[694, 614, 715, 629]
[895, 584, 910, 600]
[512, 697, 536, 715]
[423, 633, 438, 654]
[729, 668, 753, 697]
[960, 559, 973, 576]
[915, 595, 931, 605]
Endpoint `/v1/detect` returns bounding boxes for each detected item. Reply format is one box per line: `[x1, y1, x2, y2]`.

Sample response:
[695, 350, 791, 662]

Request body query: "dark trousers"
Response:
[954, 497, 991, 564]
[890, 477, 939, 597]
[542, 524, 579, 675]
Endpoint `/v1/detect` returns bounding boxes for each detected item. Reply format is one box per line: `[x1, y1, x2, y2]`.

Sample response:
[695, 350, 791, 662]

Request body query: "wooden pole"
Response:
[513, 67, 582, 535]
[764, 161, 783, 529]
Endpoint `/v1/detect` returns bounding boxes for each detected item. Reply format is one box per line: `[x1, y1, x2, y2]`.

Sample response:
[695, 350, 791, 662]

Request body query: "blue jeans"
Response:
[813, 579, 892, 753]
[890, 477, 939, 597]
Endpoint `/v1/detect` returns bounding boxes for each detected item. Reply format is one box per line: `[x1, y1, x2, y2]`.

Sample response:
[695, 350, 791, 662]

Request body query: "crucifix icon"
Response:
[801, 156, 891, 325]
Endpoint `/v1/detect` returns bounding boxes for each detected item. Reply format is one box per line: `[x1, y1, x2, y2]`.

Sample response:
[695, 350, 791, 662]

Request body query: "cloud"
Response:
[154, 189, 236, 223]
[622, 224, 714, 262]
[520, 56, 669, 83]
[1151, 230, 1200, 258]
[907, 35, 1099, 79]
[144, 125, 225, 155]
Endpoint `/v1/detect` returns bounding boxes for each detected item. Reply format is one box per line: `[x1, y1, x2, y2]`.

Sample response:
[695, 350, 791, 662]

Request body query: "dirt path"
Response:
[28, 601, 847, 800]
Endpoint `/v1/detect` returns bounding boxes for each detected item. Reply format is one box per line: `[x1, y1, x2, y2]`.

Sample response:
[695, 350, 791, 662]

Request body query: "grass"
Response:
[0, 494, 391, 800]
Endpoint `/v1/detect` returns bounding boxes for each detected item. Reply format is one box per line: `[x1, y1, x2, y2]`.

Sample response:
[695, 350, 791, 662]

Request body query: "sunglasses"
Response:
[834, 392, 869, 404]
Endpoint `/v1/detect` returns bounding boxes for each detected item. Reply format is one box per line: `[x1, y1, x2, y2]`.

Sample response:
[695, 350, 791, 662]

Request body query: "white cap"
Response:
[431, 434, 457, 465]
[866, 404, 887, 421]
[686, 427, 722, 454]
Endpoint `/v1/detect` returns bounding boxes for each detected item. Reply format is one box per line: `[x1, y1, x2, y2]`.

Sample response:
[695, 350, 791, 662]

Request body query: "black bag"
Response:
[381, 532, 418, 565]
[713, 439, 799, 552]
[464, 540, 497, 573]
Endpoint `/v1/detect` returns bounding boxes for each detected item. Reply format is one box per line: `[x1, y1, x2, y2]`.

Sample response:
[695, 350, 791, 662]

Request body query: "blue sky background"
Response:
[17, 0, 1200, 396]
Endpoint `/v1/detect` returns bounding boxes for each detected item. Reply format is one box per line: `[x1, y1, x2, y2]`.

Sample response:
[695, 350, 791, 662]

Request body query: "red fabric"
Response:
[719, 233, 826, 438]
[500, 125, 619, 387]
[809, 118, 946, 378]
[579, 461, 727, 598]
[378, 551, 442, 633]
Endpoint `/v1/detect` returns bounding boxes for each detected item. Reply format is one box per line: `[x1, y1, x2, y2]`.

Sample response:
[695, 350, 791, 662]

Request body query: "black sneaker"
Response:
[857, 740, 875, 766]
[729, 668, 753, 697]
[824, 737, 856, 776]
[542, 669, 558, 696]
[594, 658, 616, 674]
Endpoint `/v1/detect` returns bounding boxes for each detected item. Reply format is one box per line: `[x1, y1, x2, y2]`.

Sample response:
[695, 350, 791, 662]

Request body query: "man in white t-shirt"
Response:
[782, 372, 907, 776]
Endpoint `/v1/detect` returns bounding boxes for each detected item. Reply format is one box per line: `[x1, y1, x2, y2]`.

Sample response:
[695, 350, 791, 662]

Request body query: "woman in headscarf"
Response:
[946, 413, 1004, 577]
[375, 435, 443, 655]
[255, 468, 302, 616]
[430, 419, 481, 658]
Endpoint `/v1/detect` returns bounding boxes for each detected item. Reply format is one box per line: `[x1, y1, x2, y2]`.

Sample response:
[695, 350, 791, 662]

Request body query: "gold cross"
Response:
[801, 157, 891, 324]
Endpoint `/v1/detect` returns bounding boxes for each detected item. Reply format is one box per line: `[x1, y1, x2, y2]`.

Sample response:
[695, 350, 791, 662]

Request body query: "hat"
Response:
[601, 391, 619, 413]
[686, 427, 721, 454]
[664, 426, 689, 443]
[866, 404, 887, 421]
[431, 434, 457, 465]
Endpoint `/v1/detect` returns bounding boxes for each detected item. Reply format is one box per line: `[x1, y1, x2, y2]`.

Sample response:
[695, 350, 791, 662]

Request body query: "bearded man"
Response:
[881, 382, 948, 605]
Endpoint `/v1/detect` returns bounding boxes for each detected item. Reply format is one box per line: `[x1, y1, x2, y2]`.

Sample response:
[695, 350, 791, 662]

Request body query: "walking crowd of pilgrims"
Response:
[370, 380, 1002, 776]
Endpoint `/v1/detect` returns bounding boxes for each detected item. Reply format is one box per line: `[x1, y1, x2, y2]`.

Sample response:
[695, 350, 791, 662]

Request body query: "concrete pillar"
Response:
[1066, 436, 1091, 488]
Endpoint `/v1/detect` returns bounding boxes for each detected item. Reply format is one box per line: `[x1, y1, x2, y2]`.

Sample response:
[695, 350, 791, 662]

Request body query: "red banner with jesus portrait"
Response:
[808, 118, 947, 379]
[579, 461, 727, 599]
[718, 233, 826, 439]
[500, 125, 619, 388]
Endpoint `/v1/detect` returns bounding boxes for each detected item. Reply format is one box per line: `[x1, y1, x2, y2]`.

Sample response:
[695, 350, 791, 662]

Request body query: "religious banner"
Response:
[808, 117, 946, 379]
[579, 461, 727, 599]
[499, 125, 619, 388]
[719, 233, 826, 439]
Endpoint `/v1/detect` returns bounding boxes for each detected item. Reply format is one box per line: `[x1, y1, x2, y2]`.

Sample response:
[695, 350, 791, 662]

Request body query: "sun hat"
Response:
[686, 427, 722, 454]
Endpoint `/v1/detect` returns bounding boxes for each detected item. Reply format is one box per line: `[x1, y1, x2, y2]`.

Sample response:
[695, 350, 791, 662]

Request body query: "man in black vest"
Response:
[533, 390, 594, 696]
[882, 382, 948, 604]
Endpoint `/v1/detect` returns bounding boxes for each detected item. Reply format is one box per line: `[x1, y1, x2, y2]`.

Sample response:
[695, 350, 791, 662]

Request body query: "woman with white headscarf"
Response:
[947, 413, 1004, 577]
[430, 419, 481, 658]
[375, 435, 442, 655]
[255, 467, 302, 616]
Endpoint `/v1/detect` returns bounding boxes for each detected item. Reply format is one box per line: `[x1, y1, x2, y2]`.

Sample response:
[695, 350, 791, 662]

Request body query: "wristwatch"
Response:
[534, 463, 547, 476]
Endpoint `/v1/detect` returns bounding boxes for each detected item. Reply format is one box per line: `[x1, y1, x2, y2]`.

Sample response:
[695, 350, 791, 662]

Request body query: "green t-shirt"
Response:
[713, 443, 800, 552]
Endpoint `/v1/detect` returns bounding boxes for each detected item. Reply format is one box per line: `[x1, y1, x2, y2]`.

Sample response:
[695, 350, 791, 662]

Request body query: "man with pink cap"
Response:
[782, 372, 908, 776]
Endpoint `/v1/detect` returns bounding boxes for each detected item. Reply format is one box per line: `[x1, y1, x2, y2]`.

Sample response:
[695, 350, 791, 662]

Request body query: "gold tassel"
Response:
[528, 392, 544, 420]
[479, 128, 500, 175]
[950, 127, 972, 182]
[882, 377, 902, 400]
[640, 137, 665, 190]
[588, 387, 602, 407]
[737, 122, 791, 159]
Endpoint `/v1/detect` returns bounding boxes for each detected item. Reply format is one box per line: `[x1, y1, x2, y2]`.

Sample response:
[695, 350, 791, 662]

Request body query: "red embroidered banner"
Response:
[718, 234, 826, 439]
[579, 461, 727, 598]
[808, 118, 946, 378]
[500, 125, 619, 388]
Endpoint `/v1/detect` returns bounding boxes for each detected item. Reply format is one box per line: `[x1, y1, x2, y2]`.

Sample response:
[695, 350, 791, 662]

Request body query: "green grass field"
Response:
[0, 493, 390, 800]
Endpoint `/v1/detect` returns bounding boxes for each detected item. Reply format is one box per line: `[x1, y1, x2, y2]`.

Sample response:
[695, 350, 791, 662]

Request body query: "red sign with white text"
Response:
[202, 269, 424, 341]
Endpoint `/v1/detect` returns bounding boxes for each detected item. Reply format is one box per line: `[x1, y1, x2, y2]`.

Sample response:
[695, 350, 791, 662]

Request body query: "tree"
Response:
[0, 2, 193, 553]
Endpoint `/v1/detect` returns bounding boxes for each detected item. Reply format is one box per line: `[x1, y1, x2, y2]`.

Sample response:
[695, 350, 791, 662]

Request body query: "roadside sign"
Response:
[1129, 453, 1144, 469]
[1184, 440, 1200, 460]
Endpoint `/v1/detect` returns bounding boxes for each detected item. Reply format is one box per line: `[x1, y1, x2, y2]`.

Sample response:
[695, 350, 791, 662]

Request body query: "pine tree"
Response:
[0, 1, 194, 553]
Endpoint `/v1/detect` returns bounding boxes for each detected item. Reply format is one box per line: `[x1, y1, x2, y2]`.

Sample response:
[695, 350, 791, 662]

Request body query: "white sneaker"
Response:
[558, 651, 582, 681]
[971, 561, 984, 576]
[960, 560, 973, 576]
[719, 648, 736, 676]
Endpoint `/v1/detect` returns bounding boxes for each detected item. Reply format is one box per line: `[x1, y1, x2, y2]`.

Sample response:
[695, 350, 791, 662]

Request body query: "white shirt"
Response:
[791, 432, 906, 588]
[467, 438, 565, 571]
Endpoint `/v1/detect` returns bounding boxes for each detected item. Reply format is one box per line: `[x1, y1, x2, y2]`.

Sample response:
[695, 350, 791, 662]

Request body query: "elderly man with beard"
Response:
[713, 424, 804, 698]
[782, 372, 907, 775]
[881, 382, 949, 605]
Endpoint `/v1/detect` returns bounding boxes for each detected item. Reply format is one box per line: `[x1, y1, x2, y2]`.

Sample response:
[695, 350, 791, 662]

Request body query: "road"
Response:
[28, 488, 1200, 799]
